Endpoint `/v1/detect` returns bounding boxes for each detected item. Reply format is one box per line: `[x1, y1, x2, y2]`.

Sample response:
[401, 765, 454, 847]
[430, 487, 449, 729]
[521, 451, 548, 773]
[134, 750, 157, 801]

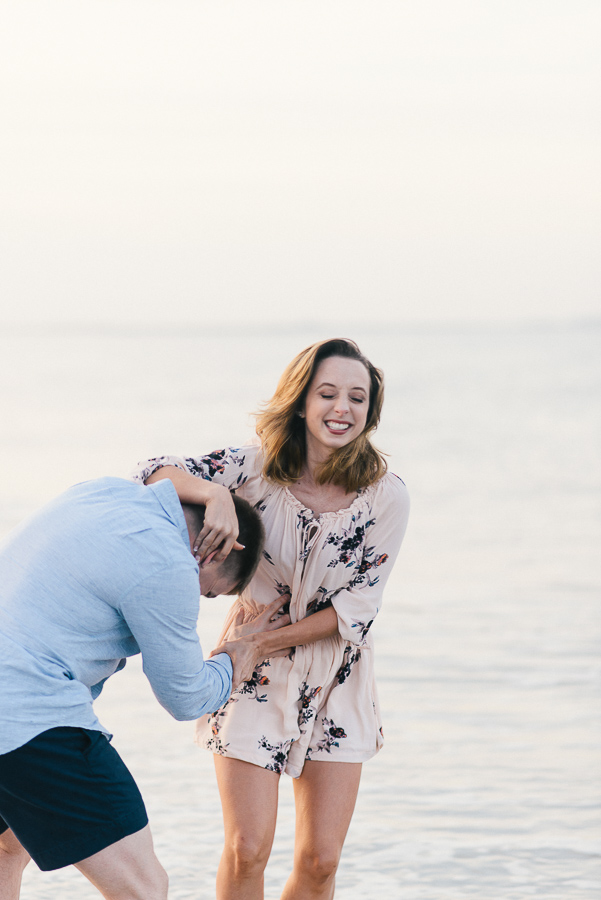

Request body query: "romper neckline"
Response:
[282, 483, 374, 522]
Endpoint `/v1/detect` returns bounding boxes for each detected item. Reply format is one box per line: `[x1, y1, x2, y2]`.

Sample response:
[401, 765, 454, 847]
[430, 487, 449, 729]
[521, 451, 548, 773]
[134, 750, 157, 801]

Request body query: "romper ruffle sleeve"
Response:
[132, 445, 410, 778]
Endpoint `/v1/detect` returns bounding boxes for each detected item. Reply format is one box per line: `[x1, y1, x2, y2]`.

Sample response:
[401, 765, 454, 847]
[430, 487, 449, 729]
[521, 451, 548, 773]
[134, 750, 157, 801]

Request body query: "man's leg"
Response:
[0, 828, 30, 900]
[0, 728, 150, 884]
[74, 824, 168, 900]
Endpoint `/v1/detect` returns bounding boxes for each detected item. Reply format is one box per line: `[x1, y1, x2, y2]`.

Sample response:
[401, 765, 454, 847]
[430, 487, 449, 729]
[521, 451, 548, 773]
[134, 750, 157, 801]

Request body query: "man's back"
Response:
[0, 477, 230, 754]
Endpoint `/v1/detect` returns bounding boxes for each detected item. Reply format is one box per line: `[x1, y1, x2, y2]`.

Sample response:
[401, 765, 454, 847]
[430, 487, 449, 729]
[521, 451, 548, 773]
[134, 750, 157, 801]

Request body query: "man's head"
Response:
[182, 494, 265, 597]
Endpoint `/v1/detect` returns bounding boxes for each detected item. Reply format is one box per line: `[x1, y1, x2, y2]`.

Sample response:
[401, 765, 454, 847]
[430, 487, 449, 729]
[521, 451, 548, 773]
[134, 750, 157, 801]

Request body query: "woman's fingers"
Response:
[253, 595, 291, 630]
[264, 614, 291, 631]
[194, 525, 226, 561]
[214, 538, 245, 564]
[267, 593, 291, 619]
[194, 536, 245, 565]
[192, 488, 241, 563]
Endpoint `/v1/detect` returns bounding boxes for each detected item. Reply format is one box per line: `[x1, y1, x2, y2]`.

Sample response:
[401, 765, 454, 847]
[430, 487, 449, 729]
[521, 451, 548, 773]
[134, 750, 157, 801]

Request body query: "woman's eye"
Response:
[320, 394, 335, 400]
[351, 397, 365, 404]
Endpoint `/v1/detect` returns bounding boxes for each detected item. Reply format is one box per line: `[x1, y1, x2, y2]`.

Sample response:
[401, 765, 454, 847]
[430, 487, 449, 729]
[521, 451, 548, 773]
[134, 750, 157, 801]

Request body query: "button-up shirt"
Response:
[0, 477, 232, 754]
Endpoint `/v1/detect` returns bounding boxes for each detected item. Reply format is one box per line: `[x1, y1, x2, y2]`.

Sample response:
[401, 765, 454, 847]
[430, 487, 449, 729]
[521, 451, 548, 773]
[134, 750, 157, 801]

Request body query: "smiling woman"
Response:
[132, 338, 410, 900]
[256, 338, 387, 494]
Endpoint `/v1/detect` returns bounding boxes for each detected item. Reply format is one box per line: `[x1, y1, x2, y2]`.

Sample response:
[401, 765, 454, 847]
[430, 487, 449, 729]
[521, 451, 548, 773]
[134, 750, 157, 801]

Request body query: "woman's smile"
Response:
[324, 420, 352, 433]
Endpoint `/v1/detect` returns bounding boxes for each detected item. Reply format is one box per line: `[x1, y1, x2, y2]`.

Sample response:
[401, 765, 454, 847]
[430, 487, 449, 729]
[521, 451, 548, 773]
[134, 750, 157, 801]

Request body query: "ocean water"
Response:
[0, 321, 599, 899]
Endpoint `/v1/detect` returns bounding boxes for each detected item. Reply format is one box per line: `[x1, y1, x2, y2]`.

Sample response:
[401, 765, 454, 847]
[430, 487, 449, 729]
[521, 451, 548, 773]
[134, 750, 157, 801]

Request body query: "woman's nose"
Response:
[334, 397, 350, 414]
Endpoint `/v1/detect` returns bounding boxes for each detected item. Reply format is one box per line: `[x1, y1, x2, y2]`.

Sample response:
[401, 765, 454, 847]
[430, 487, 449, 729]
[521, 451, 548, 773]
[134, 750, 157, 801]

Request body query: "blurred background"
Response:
[1, 2, 599, 897]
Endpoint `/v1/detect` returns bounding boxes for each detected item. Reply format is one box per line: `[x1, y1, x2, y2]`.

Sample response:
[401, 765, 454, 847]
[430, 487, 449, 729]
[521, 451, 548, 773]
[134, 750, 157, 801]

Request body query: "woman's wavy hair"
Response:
[255, 338, 387, 492]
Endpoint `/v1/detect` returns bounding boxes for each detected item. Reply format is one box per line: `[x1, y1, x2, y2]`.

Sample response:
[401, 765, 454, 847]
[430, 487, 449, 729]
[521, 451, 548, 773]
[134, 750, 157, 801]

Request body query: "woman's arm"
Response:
[328, 475, 410, 647]
[133, 448, 253, 563]
[146, 466, 241, 564]
[212, 606, 340, 662]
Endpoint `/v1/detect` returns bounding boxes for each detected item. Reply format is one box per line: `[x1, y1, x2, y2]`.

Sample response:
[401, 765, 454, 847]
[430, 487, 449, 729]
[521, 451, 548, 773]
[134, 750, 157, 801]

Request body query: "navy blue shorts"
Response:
[0, 727, 148, 871]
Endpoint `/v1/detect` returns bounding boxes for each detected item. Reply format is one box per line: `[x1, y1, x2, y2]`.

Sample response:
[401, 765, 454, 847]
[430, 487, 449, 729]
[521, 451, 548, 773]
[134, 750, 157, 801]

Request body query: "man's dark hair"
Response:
[182, 494, 265, 594]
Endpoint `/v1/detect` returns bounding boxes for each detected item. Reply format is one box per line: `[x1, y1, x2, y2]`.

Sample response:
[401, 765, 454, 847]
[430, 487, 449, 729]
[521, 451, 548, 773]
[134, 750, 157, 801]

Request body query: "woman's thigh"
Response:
[292, 761, 362, 858]
[213, 756, 280, 854]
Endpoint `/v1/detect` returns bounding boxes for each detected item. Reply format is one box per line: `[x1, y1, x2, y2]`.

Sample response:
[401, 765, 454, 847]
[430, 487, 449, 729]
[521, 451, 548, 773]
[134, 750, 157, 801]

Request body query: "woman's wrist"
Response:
[201, 481, 230, 504]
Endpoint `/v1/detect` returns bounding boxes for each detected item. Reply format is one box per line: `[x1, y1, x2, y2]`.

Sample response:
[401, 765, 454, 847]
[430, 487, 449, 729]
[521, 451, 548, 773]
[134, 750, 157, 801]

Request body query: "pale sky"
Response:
[1, 0, 599, 328]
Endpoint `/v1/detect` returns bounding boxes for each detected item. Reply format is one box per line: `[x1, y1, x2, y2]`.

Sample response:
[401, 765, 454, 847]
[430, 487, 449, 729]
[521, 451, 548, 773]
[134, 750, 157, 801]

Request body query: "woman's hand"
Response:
[224, 594, 291, 642]
[193, 483, 244, 565]
[146, 467, 243, 565]
[210, 595, 293, 686]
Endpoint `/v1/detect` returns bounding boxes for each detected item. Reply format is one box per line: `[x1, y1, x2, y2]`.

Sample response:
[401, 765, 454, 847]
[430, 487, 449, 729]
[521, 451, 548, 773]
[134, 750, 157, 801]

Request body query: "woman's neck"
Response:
[303, 444, 330, 485]
[289, 465, 357, 516]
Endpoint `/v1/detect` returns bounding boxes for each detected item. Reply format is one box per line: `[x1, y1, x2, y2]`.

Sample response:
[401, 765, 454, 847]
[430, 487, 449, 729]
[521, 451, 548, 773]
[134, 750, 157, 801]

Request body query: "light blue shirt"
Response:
[0, 477, 233, 754]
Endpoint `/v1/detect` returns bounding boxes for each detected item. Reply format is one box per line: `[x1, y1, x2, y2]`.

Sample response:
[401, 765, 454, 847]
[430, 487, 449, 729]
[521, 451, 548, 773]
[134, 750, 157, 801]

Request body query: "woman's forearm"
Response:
[255, 606, 339, 658]
[146, 465, 225, 504]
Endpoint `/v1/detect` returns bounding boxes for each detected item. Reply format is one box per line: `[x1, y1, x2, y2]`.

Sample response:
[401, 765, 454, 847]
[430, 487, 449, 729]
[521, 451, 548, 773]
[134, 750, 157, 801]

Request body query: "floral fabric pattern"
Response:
[133, 444, 409, 778]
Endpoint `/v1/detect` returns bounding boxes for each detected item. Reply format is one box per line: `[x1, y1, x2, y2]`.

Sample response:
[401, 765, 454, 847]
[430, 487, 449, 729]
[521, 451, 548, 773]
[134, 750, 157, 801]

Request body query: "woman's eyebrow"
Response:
[315, 381, 367, 393]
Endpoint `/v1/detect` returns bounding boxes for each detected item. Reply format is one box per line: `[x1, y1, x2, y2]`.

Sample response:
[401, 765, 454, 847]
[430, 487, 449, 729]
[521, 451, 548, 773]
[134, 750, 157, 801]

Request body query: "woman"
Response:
[133, 338, 410, 900]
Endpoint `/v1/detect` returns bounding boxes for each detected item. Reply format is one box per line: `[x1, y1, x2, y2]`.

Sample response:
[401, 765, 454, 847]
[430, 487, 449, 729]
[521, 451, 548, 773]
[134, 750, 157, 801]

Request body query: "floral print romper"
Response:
[133, 445, 410, 778]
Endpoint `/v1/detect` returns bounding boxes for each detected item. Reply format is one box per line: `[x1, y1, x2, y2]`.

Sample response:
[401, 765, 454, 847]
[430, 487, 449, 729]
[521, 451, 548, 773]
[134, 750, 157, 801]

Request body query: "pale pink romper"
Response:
[133, 445, 409, 778]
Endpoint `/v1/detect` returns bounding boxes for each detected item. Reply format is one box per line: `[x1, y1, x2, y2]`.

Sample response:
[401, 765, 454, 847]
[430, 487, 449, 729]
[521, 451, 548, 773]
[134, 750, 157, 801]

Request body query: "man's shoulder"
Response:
[68, 476, 143, 497]
[67, 476, 176, 508]
[63, 477, 187, 551]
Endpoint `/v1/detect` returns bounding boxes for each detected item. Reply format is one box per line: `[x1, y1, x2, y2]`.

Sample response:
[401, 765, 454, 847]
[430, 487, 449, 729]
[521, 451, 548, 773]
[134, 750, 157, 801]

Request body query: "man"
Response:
[0, 476, 285, 899]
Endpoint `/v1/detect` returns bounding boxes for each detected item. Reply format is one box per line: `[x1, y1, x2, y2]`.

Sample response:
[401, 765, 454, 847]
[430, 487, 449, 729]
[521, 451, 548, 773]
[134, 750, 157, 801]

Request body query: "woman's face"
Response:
[301, 356, 371, 464]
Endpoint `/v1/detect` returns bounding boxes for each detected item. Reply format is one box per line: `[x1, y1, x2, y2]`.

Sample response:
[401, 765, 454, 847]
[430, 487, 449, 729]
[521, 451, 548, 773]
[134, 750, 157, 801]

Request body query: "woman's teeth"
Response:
[326, 421, 351, 432]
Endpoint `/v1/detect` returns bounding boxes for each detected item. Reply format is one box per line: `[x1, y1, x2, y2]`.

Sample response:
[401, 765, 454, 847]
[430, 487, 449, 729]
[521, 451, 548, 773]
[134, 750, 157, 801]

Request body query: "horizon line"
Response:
[2, 315, 600, 339]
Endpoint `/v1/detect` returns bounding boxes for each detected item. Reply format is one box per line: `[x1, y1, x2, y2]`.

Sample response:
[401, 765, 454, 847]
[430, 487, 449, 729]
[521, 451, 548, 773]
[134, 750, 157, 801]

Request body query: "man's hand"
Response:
[210, 594, 292, 688]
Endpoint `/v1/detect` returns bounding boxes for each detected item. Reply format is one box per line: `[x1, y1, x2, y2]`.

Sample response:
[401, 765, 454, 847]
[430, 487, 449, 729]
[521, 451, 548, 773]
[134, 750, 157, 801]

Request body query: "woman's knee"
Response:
[296, 845, 341, 886]
[226, 829, 272, 876]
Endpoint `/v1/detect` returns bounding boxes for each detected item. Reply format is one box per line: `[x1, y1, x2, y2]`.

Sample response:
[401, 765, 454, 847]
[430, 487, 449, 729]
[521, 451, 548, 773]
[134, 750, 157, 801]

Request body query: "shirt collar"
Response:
[148, 479, 190, 549]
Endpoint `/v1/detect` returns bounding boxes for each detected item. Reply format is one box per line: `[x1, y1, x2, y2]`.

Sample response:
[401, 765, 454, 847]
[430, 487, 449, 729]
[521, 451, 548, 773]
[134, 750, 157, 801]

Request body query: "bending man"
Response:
[0, 475, 285, 899]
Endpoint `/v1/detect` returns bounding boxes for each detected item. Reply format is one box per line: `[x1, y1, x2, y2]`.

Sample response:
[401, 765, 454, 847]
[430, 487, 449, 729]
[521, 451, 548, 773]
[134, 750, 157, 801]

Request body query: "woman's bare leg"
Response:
[214, 756, 280, 900]
[280, 761, 362, 900]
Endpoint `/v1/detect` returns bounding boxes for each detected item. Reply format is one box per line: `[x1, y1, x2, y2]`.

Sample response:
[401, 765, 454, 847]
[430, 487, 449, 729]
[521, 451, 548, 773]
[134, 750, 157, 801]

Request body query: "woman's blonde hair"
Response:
[255, 338, 387, 492]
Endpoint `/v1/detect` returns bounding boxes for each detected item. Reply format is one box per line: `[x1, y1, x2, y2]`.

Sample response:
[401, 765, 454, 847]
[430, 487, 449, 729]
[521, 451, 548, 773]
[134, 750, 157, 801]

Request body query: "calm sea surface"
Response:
[1, 322, 599, 899]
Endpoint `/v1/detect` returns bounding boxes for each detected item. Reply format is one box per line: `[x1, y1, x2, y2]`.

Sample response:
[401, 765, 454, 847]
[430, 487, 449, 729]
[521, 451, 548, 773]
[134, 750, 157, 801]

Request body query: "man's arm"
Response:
[119, 565, 234, 719]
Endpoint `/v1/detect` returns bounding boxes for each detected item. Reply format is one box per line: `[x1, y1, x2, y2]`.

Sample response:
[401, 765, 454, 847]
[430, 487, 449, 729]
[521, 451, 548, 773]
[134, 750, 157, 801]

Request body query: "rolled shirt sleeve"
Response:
[118, 564, 232, 719]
